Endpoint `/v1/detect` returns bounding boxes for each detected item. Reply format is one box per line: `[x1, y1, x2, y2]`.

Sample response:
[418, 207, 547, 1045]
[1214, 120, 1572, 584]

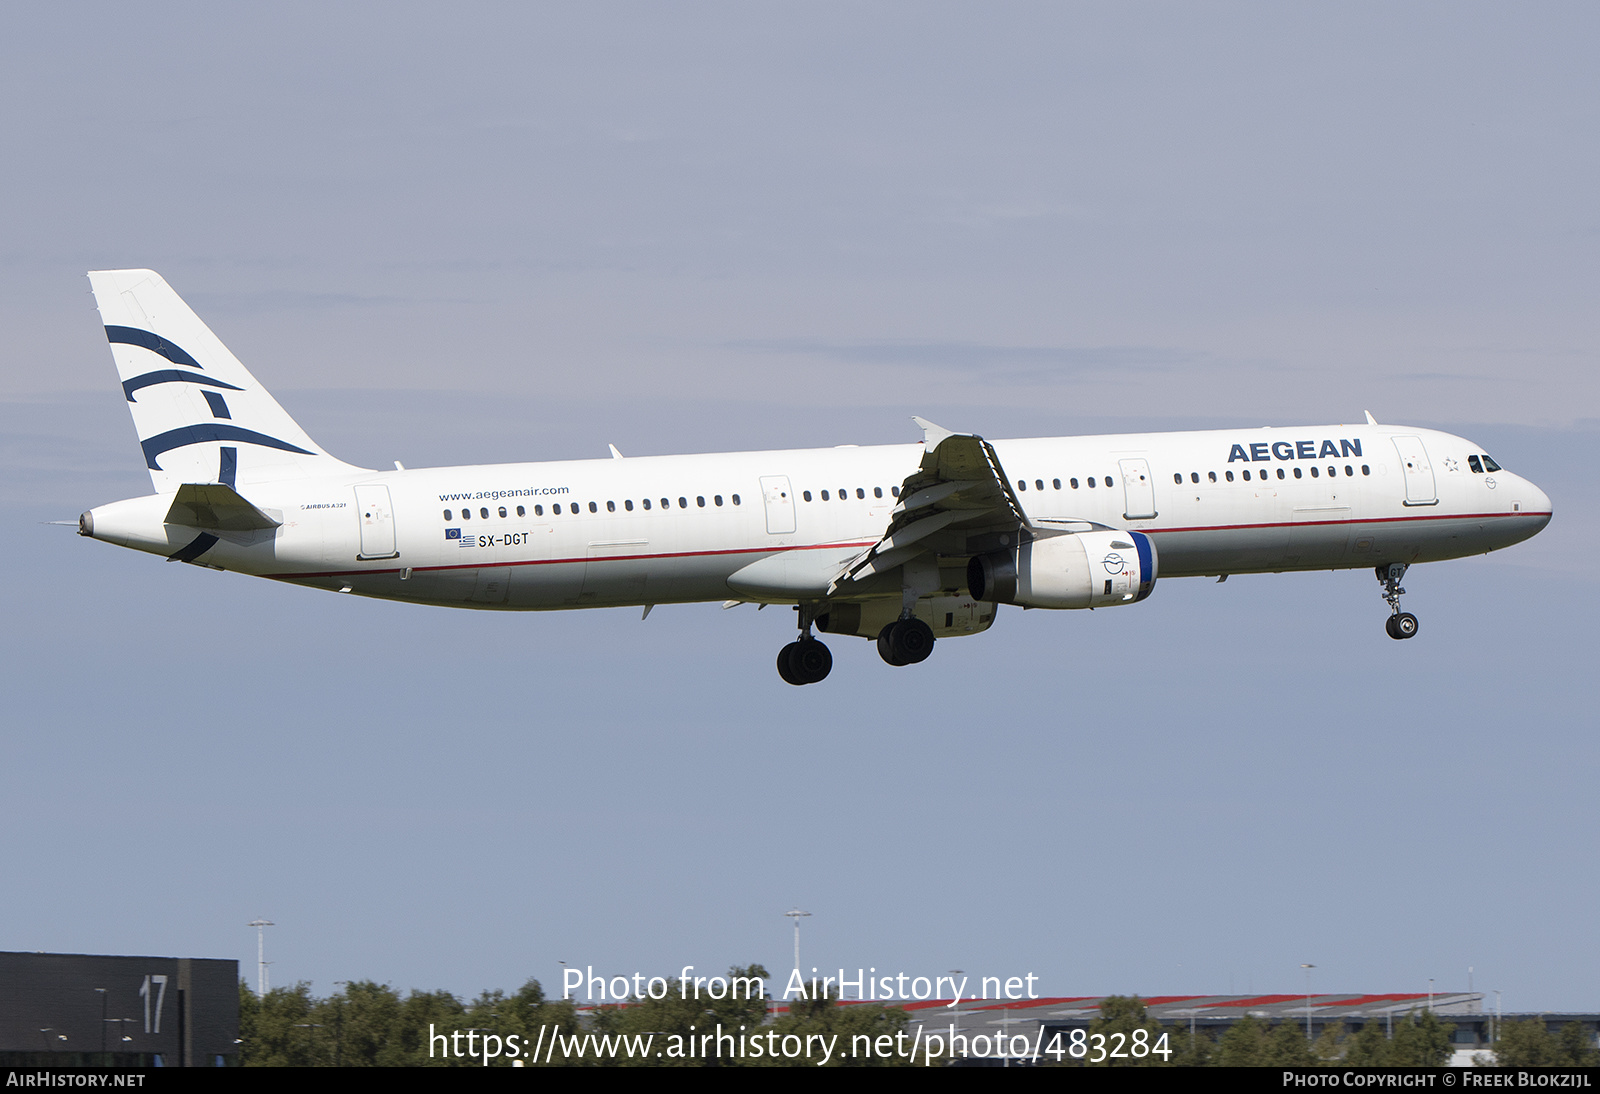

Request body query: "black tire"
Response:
[1394, 612, 1419, 639]
[1385, 615, 1401, 640]
[777, 641, 803, 684]
[791, 639, 833, 683]
[889, 618, 935, 665]
[876, 624, 905, 666]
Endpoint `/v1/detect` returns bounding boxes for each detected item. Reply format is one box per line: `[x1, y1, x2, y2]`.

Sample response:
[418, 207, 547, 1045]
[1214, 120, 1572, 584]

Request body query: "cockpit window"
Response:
[1468, 455, 1484, 473]
[1481, 454, 1502, 472]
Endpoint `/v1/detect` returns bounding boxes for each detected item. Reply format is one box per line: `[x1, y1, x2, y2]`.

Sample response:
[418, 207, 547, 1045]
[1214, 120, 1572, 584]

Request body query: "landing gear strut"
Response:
[1377, 563, 1419, 640]
[777, 604, 833, 685]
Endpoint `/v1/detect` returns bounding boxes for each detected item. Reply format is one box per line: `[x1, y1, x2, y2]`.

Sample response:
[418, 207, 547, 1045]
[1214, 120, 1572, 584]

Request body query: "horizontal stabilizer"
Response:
[164, 483, 282, 531]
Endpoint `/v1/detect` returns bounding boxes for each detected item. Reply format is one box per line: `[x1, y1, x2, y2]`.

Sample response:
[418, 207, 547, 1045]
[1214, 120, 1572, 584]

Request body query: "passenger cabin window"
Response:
[820, 490, 829, 500]
[443, 509, 452, 520]
[589, 501, 598, 513]
[714, 495, 723, 506]
[1225, 471, 1234, 482]
[803, 490, 812, 501]
[1103, 476, 1112, 487]
[1294, 467, 1303, 479]
[856, 488, 865, 499]
[499, 506, 508, 517]
[625, 500, 633, 511]
[607, 500, 616, 512]
[1070, 478, 1079, 489]
[874, 487, 883, 498]
[732, 494, 741, 505]
[480, 508, 489, 519]
[678, 497, 688, 509]
[1208, 471, 1217, 482]
[1017, 480, 1027, 491]
[517, 505, 525, 516]
[534, 504, 543, 516]
[1174, 473, 1182, 485]
[697, 496, 706, 507]
[1053, 478, 1061, 489]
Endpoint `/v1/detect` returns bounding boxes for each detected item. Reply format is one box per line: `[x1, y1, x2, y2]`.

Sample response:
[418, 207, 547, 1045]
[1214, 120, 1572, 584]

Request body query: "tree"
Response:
[240, 983, 318, 1067]
[1164, 1023, 1214, 1068]
[1556, 1022, 1600, 1066]
[1264, 1020, 1315, 1066]
[1311, 1020, 1346, 1064]
[1493, 1018, 1563, 1067]
[1342, 1020, 1389, 1067]
[1387, 1010, 1454, 1067]
[1215, 1014, 1270, 1067]
[1080, 996, 1171, 1067]
[766, 986, 914, 1068]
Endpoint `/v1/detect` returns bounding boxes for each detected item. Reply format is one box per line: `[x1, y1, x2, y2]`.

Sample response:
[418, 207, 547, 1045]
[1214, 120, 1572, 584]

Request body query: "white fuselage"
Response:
[84, 422, 1552, 612]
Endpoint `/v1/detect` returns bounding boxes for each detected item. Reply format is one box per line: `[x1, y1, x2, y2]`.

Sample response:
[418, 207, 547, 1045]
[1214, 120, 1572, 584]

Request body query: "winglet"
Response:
[609, 444, 625, 460]
[1363, 410, 1378, 425]
[911, 416, 957, 453]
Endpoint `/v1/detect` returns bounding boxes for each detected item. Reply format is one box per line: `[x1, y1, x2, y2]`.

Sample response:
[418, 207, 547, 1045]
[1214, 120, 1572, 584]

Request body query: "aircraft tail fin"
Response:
[88, 269, 365, 493]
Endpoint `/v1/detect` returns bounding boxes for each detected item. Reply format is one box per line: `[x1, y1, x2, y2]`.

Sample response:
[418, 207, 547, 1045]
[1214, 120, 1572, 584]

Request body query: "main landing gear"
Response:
[877, 617, 935, 666]
[1377, 563, 1419, 640]
[777, 604, 833, 686]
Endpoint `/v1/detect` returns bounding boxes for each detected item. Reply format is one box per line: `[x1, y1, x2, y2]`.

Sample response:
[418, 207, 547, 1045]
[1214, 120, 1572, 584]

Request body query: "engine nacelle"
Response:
[967, 530, 1157, 609]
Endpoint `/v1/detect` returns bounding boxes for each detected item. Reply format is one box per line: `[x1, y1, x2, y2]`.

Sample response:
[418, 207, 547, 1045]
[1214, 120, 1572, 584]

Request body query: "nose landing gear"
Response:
[1377, 563, 1419, 640]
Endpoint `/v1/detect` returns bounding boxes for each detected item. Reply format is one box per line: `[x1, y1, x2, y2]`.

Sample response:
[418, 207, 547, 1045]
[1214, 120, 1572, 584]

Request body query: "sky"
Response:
[2, 3, 1597, 1015]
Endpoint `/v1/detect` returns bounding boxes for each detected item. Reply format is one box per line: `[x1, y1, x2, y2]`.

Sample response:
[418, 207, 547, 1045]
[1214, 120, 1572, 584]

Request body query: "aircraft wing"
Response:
[828, 417, 1030, 594]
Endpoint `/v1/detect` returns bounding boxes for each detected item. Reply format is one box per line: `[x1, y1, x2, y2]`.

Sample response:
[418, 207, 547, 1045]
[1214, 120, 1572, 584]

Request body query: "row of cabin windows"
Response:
[443, 495, 741, 522]
[801, 486, 898, 502]
[1016, 477, 1113, 491]
[1174, 465, 1370, 485]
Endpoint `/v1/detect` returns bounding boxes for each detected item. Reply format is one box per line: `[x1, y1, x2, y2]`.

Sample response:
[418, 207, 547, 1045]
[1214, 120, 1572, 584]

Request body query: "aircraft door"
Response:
[1392, 436, 1438, 506]
[354, 484, 399, 559]
[760, 475, 796, 534]
[1118, 458, 1157, 520]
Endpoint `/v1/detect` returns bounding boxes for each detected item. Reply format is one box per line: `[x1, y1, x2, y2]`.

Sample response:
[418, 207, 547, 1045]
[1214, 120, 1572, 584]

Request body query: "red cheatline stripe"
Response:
[266, 539, 878, 580]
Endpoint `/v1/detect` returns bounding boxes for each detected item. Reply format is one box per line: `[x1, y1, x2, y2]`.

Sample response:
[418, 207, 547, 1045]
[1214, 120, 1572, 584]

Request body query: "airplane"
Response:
[77, 270, 1553, 685]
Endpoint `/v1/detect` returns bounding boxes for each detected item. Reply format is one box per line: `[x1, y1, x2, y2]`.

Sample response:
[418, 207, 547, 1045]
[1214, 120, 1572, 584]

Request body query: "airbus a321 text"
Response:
[78, 270, 1553, 684]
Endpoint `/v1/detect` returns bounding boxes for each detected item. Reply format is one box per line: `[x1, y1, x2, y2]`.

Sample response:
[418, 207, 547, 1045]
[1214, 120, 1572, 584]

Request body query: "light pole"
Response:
[785, 908, 811, 976]
[249, 919, 275, 995]
[1301, 964, 1316, 1041]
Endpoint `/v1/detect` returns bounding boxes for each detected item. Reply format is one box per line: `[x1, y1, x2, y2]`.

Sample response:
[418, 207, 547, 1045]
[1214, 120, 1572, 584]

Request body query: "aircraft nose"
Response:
[1525, 479, 1553, 529]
